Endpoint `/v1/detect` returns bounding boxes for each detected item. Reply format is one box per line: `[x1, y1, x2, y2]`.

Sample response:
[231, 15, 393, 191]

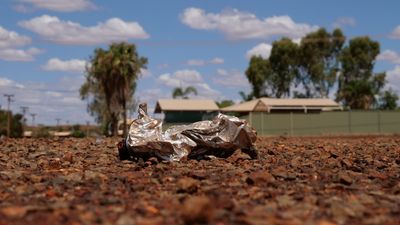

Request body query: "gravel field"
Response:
[1, 135, 400, 225]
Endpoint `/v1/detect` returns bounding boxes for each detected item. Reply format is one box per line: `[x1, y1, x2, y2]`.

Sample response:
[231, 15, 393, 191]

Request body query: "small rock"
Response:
[177, 177, 199, 194]
[116, 214, 135, 225]
[0, 206, 28, 219]
[246, 171, 275, 185]
[338, 171, 352, 185]
[182, 196, 213, 225]
[63, 152, 73, 163]
[228, 150, 251, 162]
[188, 170, 207, 180]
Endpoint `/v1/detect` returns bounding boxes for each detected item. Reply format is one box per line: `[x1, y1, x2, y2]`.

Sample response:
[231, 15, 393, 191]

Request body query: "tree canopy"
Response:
[336, 37, 385, 109]
[243, 28, 397, 110]
[0, 110, 23, 138]
[378, 89, 398, 110]
[245, 56, 270, 98]
[298, 28, 345, 98]
[172, 86, 198, 99]
[268, 38, 299, 98]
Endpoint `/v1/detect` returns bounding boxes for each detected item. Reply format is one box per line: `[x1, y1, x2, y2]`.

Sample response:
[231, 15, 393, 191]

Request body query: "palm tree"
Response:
[172, 86, 198, 99]
[239, 91, 254, 102]
[81, 42, 147, 136]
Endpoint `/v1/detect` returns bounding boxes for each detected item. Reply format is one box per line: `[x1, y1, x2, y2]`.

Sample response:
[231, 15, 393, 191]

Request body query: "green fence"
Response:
[244, 111, 400, 136]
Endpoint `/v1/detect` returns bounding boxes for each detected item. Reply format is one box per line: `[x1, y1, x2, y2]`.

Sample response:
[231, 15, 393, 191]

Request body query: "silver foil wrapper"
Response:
[125, 103, 257, 161]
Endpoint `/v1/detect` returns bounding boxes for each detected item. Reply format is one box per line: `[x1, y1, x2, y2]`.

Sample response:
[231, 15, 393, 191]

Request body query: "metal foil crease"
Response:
[125, 103, 257, 161]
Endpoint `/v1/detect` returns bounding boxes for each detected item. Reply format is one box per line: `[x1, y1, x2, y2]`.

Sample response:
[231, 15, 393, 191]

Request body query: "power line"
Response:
[3, 94, 14, 112]
[20, 106, 29, 128]
[30, 113, 37, 127]
[55, 118, 61, 127]
[3, 94, 14, 137]
[20, 106, 29, 115]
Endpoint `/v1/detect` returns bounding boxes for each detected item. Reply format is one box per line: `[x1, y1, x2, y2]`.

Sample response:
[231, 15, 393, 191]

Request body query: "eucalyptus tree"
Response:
[378, 89, 398, 110]
[245, 56, 270, 98]
[298, 28, 345, 98]
[268, 38, 299, 98]
[337, 37, 385, 109]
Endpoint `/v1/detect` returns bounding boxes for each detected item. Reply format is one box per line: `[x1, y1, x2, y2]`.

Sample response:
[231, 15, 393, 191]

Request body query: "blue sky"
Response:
[1, 0, 400, 125]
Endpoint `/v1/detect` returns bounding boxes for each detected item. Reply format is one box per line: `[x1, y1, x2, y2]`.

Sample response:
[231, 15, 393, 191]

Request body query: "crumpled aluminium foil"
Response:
[124, 103, 257, 161]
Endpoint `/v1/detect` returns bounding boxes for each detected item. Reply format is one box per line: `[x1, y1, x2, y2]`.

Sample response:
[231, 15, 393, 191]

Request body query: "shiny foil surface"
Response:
[125, 103, 257, 161]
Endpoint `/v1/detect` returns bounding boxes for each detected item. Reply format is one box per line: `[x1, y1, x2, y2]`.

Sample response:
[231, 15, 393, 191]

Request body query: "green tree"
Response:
[298, 28, 345, 97]
[337, 37, 385, 109]
[378, 89, 398, 110]
[245, 56, 271, 98]
[217, 100, 235, 108]
[0, 110, 23, 138]
[268, 38, 299, 98]
[172, 86, 197, 99]
[238, 91, 254, 102]
[80, 42, 147, 136]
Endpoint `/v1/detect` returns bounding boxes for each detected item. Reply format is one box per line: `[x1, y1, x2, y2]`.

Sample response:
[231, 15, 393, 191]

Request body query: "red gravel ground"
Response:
[1, 135, 400, 225]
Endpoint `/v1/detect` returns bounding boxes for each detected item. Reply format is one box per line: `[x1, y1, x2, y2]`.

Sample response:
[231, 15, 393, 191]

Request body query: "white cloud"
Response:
[390, 26, 400, 39]
[386, 65, 400, 92]
[292, 38, 301, 45]
[187, 59, 205, 66]
[210, 57, 224, 64]
[333, 17, 356, 28]
[13, 4, 32, 13]
[157, 63, 169, 69]
[0, 26, 31, 48]
[42, 58, 87, 73]
[377, 50, 400, 65]
[158, 69, 202, 87]
[0, 77, 25, 89]
[158, 73, 180, 87]
[18, 0, 96, 12]
[186, 57, 224, 66]
[0, 26, 42, 61]
[180, 7, 318, 40]
[19, 15, 149, 45]
[157, 69, 221, 99]
[246, 43, 272, 59]
[46, 91, 62, 97]
[140, 68, 152, 78]
[213, 69, 251, 88]
[0, 47, 42, 61]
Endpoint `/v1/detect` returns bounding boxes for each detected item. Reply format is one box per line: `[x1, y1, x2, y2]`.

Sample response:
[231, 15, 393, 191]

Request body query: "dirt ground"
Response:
[0, 135, 400, 225]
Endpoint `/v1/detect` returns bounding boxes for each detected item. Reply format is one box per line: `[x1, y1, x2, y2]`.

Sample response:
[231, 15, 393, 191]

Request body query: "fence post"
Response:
[377, 110, 381, 134]
[290, 112, 293, 136]
[249, 112, 253, 127]
[261, 112, 264, 136]
[348, 110, 352, 134]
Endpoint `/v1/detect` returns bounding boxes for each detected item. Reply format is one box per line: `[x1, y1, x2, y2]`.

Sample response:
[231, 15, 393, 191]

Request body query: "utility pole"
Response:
[86, 120, 90, 136]
[56, 118, 61, 126]
[55, 118, 61, 131]
[3, 94, 14, 137]
[20, 106, 29, 127]
[30, 113, 36, 127]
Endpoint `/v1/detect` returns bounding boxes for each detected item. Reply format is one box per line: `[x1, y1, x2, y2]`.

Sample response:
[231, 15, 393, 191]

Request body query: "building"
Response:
[154, 99, 219, 123]
[221, 97, 342, 115]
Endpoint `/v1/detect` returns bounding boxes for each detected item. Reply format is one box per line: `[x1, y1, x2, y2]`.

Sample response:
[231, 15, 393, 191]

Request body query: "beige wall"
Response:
[246, 111, 400, 136]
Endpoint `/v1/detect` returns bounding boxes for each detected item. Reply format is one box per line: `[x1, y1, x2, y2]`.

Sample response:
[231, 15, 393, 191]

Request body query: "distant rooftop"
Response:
[221, 97, 342, 112]
[154, 99, 219, 113]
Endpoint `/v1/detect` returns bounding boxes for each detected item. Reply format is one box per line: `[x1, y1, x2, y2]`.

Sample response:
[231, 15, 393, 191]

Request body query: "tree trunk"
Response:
[122, 101, 127, 137]
[111, 114, 118, 137]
